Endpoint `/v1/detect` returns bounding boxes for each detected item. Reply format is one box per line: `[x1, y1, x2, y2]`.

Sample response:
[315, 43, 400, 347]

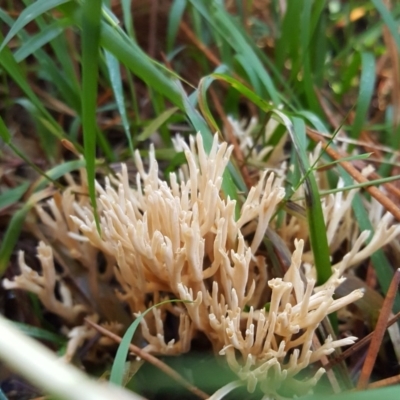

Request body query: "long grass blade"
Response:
[81, 0, 102, 233]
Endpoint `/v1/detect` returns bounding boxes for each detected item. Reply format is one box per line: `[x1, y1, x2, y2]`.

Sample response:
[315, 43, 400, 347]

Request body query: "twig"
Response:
[84, 318, 209, 400]
[357, 269, 400, 389]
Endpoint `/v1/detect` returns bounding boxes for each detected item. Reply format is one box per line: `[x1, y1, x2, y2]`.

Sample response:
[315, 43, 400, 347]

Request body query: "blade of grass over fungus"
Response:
[81, 0, 102, 234]
[110, 300, 191, 387]
[0, 0, 70, 51]
[280, 114, 331, 285]
[350, 52, 376, 139]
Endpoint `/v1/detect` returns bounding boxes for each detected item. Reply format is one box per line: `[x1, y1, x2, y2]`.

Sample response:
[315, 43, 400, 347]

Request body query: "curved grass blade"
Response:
[110, 300, 191, 386]
[0, 0, 70, 52]
[81, 0, 102, 234]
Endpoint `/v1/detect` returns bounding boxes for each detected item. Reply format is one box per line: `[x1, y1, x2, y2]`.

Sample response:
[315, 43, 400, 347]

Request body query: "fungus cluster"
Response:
[4, 132, 400, 399]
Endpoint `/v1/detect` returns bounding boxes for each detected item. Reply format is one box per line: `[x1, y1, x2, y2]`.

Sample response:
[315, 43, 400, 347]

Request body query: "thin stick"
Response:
[357, 269, 400, 389]
[306, 128, 400, 222]
[84, 318, 209, 400]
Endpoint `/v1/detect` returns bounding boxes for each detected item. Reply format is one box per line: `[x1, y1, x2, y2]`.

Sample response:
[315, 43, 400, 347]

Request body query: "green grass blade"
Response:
[81, 0, 102, 234]
[32, 159, 86, 192]
[299, 0, 321, 114]
[13, 19, 70, 62]
[351, 52, 376, 139]
[167, 0, 187, 53]
[104, 50, 134, 157]
[0, 182, 30, 211]
[99, 24, 183, 108]
[13, 322, 66, 345]
[121, 0, 135, 38]
[137, 107, 179, 142]
[279, 113, 332, 285]
[0, 31, 66, 140]
[0, 0, 70, 52]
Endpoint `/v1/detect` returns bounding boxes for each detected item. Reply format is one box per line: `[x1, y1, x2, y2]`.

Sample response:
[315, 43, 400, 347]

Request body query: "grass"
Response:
[1, 0, 400, 399]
